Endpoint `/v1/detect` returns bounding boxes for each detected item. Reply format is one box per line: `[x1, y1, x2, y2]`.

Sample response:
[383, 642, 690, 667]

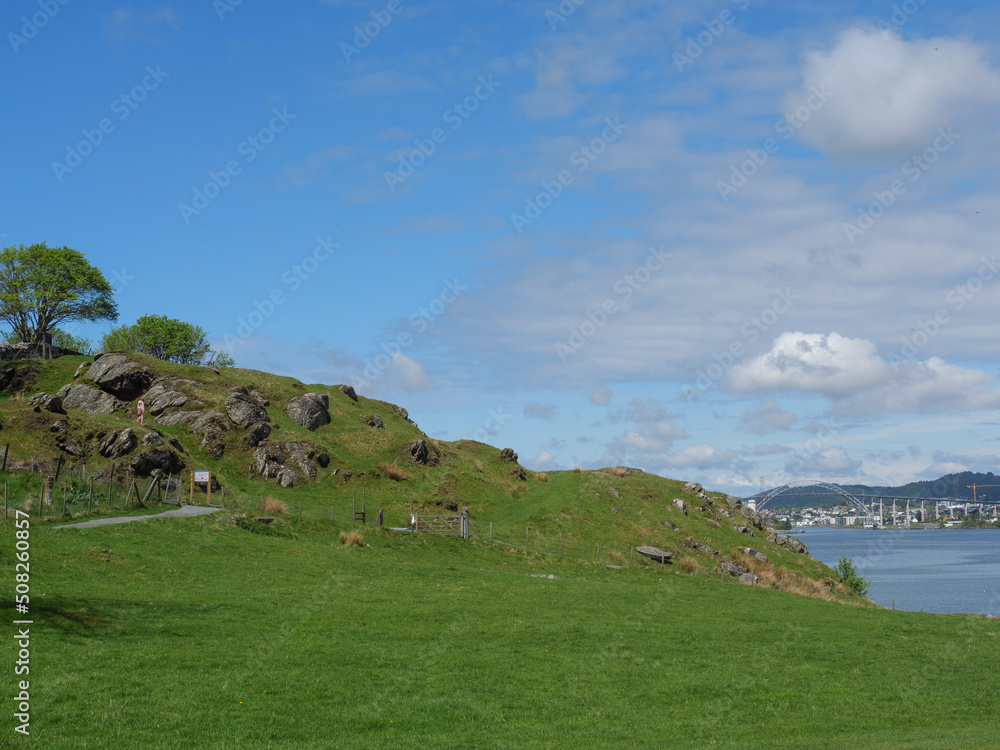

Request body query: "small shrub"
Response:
[339, 530, 365, 547]
[536, 472, 548, 482]
[573, 466, 582, 473]
[261, 496, 287, 515]
[606, 467, 629, 477]
[835, 556, 870, 597]
[474, 460, 483, 473]
[378, 462, 411, 481]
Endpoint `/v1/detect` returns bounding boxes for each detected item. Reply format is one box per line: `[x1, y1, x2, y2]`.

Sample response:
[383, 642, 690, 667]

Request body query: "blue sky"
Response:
[3, 0, 1000, 495]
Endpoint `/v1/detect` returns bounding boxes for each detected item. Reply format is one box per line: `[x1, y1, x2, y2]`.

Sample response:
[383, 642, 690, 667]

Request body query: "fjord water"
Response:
[798, 527, 1000, 615]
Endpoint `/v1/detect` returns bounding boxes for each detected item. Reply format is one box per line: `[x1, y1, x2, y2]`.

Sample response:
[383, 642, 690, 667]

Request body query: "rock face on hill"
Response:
[87, 353, 155, 400]
[0, 342, 83, 361]
[225, 386, 269, 427]
[144, 378, 191, 415]
[57, 384, 125, 415]
[99, 428, 138, 458]
[285, 393, 330, 431]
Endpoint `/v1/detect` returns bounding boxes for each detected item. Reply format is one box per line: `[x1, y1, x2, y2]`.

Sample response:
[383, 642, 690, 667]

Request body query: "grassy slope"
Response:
[2, 356, 998, 747]
[0, 517, 997, 749]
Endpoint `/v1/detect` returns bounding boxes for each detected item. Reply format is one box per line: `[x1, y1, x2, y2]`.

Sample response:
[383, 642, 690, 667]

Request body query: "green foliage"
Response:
[0, 242, 117, 344]
[3, 326, 93, 354]
[773, 519, 792, 530]
[835, 556, 870, 597]
[101, 314, 226, 365]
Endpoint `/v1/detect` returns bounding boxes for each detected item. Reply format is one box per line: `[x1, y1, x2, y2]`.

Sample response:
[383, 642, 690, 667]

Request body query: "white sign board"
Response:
[193, 470, 210, 484]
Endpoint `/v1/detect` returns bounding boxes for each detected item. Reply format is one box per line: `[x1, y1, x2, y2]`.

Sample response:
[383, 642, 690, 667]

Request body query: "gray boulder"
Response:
[253, 444, 284, 479]
[390, 403, 410, 421]
[337, 384, 358, 402]
[738, 573, 759, 586]
[635, 546, 673, 564]
[189, 410, 229, 448]
[58, 384, 125, 415]
[499, 448, 518, 463]
[142, 431, 164, 447]
[367, 414, 384, 429]
[99, 428, 138, 459]
[285, 393, 330, 431]
[732, 525, 754, 536]
[29, 393, 65, 414]
[284, 441, 318, 478]
[782, 535, 809, 555]
[410, 439, 429, 465]
[738, 546, 769, 563]
[155, 409, 201, 426]
[144, 379, 191, 416]
[87, 353, 155, 400]
[129, 448, 184, 476]
[225, 387, 269, 427]
[718, 560, 748, 577]
[672, 498, 687, 515]
[243, 422, 271, 450]
[277, 469, 298, 488]
[725, 495, 742, 510]
[73, 361, 91, 379]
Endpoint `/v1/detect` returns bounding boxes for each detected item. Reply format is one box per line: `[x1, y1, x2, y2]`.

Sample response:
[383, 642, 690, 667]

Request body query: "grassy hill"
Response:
[1, 353, 999, 748]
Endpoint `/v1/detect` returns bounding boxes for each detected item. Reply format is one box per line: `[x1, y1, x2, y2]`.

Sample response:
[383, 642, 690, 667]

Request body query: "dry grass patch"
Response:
[678, 555, 699, 575]
[474, 460, 483, 473]
[339, 530, 365, 547]
[261, 496, 288, 515]
[536, 472, 548, 482]
[378, 462, 411, 481]
[606, 466, 630, 477]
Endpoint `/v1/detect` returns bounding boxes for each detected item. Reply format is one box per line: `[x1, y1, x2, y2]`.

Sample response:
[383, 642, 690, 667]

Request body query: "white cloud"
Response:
[389, 353, 431, 391]
[588, 385, 613, 406]
[729, 332, 1000, 416]
[524, 402, 557, 419]
[784, 447, 862, 477]
[660, 444, 740, 470]
[740, 398, 797, 435]
[787, 28, 1000, 161]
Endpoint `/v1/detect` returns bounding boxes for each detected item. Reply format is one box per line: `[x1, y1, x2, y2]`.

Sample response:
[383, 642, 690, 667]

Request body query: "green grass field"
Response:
[2, 512, 998, 749]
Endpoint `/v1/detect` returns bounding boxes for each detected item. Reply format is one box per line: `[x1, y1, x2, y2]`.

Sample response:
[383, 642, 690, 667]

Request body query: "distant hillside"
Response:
[755, 471, 1000, 510]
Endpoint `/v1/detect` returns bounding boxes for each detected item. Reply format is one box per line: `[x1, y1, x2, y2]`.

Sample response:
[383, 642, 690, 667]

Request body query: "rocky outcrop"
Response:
[277, 469, 298, 488]
[225, 386, 269, 427]
[718, 560, 748, 577]
[635, 546, 673, 564]
[738, 546, 769, 563]
[99, 428, 138, 459]
[337, 384, 357, 402]
[155, 409, 200, 426]
[129, 448, 184, 476]
[143, 378, 192, 416]
[498, 448, 518, 463]
[610, 466, 644, 475]
[390, 403, 410, 421]
[409, 439, 429, 465]
[189, 411, 229, 448]
[28, 393, 65, 414]
[142, 431, 163, 447]
[58, 384, 125, 415]
[284, 441, 318, 478]
[738, 573, 759, 586]
[367, 415, 384, 429]
[672, 498, 687, 515]
[0, 364, 37, 393]
[732, 525, 754, 536]
[243, 422, 271, 450]
[253, 444, 284, 479]
[86, 353, 155, 400]
[285, 393, 330, 431]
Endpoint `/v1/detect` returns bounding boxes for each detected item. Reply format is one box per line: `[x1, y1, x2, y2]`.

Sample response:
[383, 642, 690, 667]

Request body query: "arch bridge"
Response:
[745, 481, 880, 528]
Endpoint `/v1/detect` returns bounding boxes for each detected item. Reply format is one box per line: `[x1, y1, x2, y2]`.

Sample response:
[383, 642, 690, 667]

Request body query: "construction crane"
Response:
[967, 484, 1000, 502]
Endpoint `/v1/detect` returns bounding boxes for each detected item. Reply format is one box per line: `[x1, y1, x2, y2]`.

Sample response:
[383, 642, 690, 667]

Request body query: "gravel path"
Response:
[54, 505, 223, 529]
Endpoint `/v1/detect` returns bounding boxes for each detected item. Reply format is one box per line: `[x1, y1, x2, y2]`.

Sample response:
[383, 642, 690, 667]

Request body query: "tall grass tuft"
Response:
[536, 473, 548, 482]
[378, 462, 411, 481]
[261, 496, 288, 515]
[339, 530, 365, 547]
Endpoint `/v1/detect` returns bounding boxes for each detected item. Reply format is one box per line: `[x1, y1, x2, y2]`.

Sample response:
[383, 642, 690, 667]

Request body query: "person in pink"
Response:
[135, 396, 145, 426]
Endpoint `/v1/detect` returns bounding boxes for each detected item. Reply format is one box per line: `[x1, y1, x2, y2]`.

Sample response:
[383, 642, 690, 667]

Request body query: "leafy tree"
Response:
[0, 243, 117, 344]
[835, 556, 870, 597]
[102, 314, 233, 366]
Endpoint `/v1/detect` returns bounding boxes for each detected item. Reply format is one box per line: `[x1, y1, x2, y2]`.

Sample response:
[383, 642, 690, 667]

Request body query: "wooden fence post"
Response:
[1, 442, 8, 472]
[630, 546, 634, 565]
[88, 478, 94, 512]
[3, 482, 6, 522]
[331, 505, 334, 521]
[38, 484, 43, 519]
[107, 463, 115, 506]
